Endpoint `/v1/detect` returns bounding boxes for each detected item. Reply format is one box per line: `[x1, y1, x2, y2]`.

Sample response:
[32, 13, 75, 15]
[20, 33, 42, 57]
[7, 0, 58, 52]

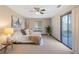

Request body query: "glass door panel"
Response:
[62, 15, 68, 45]
[68, 14, 72, 48]
[61, 12, 72, 49]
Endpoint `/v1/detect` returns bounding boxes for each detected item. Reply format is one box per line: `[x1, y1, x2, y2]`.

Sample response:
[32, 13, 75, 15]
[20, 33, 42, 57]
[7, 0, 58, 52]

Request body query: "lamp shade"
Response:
[0, 35, 7, 44]
[3, 28, 14, 36]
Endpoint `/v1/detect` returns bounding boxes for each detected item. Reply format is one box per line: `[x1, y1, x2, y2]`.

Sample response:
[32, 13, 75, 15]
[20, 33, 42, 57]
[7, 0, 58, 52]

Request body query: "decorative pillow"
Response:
[25, 29, 33, 35]
[25, 29, 30, 35]
[21, 29, 26, 35]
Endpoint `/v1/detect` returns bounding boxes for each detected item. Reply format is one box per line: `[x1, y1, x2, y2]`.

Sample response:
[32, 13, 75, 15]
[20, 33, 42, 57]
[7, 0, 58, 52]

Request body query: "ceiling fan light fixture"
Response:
[32, 7, 46, 15]
[35, 12, 40, 15]
[57, 5, 61, 8]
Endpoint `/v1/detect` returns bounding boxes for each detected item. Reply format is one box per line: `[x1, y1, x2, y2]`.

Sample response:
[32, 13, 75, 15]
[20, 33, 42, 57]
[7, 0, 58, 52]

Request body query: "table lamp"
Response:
[3, 28, 14, 36]
[0, 28, 14, 44]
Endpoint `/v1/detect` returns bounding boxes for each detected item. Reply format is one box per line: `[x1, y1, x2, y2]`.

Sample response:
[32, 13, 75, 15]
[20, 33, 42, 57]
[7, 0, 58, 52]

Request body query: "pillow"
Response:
[21, 29, 26, 35]
[25, 29, 30, 35]
[25, 29, 33, 35]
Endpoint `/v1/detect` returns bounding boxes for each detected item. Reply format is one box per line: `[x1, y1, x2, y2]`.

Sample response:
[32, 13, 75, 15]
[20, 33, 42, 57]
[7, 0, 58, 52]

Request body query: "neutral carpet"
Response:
[6, 35, 72, 54]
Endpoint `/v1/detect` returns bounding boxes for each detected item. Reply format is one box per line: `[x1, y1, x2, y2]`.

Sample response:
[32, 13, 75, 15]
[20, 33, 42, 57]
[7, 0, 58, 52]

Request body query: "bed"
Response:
[11, 29, 42, 44]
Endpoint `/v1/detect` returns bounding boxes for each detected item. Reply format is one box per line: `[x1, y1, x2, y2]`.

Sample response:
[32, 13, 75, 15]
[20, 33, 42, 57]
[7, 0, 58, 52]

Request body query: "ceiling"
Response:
[7, 5, 76, 18]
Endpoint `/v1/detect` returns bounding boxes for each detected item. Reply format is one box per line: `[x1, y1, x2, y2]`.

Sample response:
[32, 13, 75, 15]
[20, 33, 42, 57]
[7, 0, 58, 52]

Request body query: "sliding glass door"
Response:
[61, 12, 72, 49]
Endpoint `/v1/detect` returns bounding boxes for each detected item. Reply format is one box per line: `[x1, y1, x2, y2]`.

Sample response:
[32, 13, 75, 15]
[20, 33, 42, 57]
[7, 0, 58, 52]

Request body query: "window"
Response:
[61, 12, 72, 49]
[33, 21, 43, 30]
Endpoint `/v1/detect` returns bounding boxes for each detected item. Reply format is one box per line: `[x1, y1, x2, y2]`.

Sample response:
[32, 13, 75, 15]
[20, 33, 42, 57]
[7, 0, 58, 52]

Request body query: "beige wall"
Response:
[26, 18, 51, 28]
[25, 18, 51, 34]
[0, 6, 25, 28]
[51, 16, 60, 40]
[51, 6, 79, 53]
[51, 6, 78, 41]
[72, 7, 79, 53]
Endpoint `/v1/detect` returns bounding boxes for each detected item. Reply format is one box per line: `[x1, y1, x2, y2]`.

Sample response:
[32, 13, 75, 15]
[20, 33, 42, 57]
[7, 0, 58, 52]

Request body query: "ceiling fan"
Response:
[32, 7, 46, 14]
[30, 5, 61, 15]
[57, 5, 61, 8]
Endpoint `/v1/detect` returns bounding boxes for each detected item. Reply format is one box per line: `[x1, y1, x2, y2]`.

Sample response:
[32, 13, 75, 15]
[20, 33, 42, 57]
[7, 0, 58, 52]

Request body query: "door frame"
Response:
[60, 12, 72, 49]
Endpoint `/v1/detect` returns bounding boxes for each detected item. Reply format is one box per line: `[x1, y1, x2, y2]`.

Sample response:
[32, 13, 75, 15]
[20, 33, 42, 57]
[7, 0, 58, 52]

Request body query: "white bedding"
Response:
[11, 29, 42, 44]
[11, 31, 33, 43]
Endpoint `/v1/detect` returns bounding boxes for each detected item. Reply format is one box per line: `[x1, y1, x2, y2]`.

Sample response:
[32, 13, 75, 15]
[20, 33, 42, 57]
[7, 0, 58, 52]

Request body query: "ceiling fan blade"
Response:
[34, 7, 40, 11]
[57, 5, 61, 8]
[41, 9, 46, 11]
[33, 7, 45, 14]
[40, 11, 44, 14]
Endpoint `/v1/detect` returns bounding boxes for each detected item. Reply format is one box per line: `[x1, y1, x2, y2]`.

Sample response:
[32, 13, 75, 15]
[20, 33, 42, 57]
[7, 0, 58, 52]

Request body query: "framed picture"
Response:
[11, 16, 24, 28]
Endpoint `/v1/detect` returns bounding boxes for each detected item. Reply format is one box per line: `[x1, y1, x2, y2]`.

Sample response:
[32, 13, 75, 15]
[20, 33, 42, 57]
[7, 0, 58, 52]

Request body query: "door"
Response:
[61, 12, 72, 49]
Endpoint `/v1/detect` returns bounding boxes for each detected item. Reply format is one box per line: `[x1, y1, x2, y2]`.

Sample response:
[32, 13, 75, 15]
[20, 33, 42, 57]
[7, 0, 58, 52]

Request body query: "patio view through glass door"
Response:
[61, 12, 72, 49]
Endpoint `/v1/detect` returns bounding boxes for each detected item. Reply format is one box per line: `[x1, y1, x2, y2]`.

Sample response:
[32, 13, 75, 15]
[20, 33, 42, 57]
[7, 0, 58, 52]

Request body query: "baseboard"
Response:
[51, 35, 60, 42]
[51, 35, 72, 49]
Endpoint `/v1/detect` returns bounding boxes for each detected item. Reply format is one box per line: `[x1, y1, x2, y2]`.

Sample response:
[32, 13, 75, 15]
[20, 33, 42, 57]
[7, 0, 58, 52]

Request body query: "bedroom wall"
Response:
[51, 16, 60, 40]
[0, 5, 25, 28]
[51, 6, 79, 53]
[72, 7, 79, 53]
[25, 18, 51, 34]
[51, 6, 78, 41]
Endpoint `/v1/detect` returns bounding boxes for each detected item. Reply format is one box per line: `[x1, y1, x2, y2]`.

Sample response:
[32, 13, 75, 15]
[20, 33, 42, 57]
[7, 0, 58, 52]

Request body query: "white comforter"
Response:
[11, 31, 32, 43]
[11, 31, 41, 43]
